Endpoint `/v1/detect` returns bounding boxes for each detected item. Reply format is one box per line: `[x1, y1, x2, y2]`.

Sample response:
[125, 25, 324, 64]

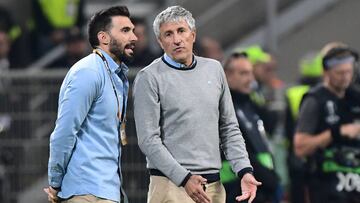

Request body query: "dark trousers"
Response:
[289, 167, 308, 203]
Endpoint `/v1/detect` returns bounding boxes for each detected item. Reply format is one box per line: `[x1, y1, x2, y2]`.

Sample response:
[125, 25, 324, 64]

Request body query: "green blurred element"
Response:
[286, 85, 310, 119]
[26, 18, 35, 31]
[322, 149, 360, 174]
[250, 91, 266, 107]
[220, 161, 238, 183]
[257, 152, 274, 170]
[300, 53, 323, 77]
[8, 25, 21, 41]
[322, 160, 360, 174]
[233, 45, 271, 65]
[38, 0, 81, 28]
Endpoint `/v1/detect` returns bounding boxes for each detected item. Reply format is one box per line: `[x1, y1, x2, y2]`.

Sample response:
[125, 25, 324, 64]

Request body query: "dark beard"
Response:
[109, 37, 134, 64]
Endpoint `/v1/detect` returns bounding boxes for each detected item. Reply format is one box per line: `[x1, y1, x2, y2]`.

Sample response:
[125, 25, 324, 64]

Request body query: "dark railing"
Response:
[0, 68, 147, 203]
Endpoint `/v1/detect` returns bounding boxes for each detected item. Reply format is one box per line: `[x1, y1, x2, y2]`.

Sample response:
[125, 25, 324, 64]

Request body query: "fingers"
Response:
[235, 192, 250, 202]
[249, 179, 262, 186]
[193, 175, 208, 184]
[190, 189, 210, 203]
[185, 175, 210, 203]
[197, 188, 211, 203]
[48, 196, 57, 203]
[243, 173, 262, 186]
[44, 187, 58, 203]
[248, 191, 256, 203]
[44, 188, 54, 198]
[46, 190, 55, 199]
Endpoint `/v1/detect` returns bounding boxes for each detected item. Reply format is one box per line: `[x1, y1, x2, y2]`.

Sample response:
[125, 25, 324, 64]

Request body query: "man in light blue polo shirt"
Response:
[44, 5, 137, 203]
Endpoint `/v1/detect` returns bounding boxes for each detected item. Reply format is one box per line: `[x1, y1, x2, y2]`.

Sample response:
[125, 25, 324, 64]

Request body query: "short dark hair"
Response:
[88, 6, 130, 48]
[223, 52, 248, 71]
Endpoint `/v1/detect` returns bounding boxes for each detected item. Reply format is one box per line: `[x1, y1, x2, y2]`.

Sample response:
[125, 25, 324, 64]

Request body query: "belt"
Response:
[149, 169, 220, 183]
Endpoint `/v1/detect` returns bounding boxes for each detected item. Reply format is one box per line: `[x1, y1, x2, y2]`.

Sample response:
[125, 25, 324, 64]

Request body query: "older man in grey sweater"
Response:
[133, 6, 261, 203]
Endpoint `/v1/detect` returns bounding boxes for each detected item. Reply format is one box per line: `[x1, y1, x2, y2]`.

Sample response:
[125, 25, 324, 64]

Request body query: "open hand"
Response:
[236, 173, 262, 203]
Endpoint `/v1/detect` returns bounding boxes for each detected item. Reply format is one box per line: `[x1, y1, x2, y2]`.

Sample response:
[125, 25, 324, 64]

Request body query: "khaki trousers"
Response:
[61, 195, 116, 203]
[147, 176, 226, 203]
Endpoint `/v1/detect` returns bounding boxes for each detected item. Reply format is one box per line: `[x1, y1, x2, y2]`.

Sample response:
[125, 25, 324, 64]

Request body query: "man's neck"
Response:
[97, 46, 121, 65]
[164, 53, 193, 68]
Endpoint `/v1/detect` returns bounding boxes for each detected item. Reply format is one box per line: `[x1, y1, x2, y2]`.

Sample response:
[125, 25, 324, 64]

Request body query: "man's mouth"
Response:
[174, 47, 184, 52]
[125, 43, 136, 53]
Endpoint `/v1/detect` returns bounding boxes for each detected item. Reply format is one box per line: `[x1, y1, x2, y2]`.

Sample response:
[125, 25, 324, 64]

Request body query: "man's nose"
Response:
[131, 32, 138, 41]
[173, 33, 182, 44]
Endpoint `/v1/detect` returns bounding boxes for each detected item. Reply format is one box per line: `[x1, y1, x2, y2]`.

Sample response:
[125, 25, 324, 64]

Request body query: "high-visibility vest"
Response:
[38, 0, 81, 28]
[286, 85, 310, 120]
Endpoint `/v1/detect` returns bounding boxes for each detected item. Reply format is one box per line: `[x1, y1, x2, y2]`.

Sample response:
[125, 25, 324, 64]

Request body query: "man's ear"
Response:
[191, 30, 196, 43]
[97, 31, 109, 45]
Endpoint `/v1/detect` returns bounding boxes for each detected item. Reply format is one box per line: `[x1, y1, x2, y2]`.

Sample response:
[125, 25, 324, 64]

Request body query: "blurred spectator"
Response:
[0, 30, 10, 70]
[0, 5, 31, 68]
[31, 0, 85, 59]
[246, 47, 284, 103]
[0, 27, 12, 203]
[264, 55, 285, 90]
[234, 45, 281, 135]
[284, 51, 323, 203]
[294, 42, 360, 203]
[221, 51, 281, 203]
[0, 29, 10, 92]
[344, 51, 360, 140]
[47, 28, 89, 68]
[127, 17, 160, 68]
[197, 36, 224, 62]
[0, 6, 21, 41]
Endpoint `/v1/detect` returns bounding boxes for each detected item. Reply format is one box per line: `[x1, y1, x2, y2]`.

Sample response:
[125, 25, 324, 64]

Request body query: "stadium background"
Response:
[0, 0, 359, 202]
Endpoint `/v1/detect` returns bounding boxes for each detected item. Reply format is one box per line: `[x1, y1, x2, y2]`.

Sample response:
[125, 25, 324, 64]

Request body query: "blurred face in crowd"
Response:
[157, 19, 196, 66]
[200, 37, 224, 62]
[253, 56, 276, 85]
[0, 31, 10, 59]
[67, 38, 88, 61]
[325, 62, 354, 94]
[134, 23, 148, 51]
[225, 57, 254, 94]
[105, 16, 137, 62]
[253, 63, 266, 83]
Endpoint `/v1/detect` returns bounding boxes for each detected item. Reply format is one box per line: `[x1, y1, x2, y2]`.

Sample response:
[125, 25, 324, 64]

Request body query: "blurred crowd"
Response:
[0, 1, 359, 203]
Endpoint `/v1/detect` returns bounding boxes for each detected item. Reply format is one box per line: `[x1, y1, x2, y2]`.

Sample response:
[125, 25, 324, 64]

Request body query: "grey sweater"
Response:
[133, 56, 252, 186]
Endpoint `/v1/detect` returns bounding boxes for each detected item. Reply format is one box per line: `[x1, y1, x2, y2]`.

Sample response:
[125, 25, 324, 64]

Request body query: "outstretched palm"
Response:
[236, 173, 262, 203]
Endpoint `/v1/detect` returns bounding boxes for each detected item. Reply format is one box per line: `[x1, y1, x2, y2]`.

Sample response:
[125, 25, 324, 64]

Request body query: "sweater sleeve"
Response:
[217, 65, 253, 175]
[133, 70, 190, 186]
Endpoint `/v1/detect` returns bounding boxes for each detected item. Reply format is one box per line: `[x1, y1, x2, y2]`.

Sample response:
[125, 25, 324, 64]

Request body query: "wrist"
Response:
[237, 167, 253, 180]
[180, 172, 192, 187]
[50, 186, 61, 191]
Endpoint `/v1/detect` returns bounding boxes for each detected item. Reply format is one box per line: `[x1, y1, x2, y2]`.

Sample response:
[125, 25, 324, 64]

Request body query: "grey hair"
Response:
[153, 6, 196, 38]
